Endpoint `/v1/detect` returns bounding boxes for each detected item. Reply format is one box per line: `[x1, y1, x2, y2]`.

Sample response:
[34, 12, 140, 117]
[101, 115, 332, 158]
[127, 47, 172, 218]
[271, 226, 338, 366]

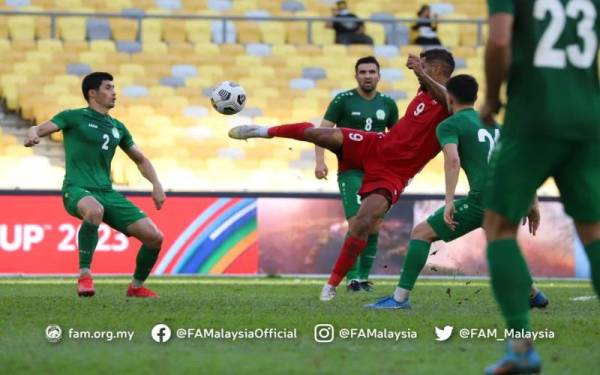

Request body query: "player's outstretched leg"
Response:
[320, 192, 389, 301]
[367, 220, 438, 310]
[126, 218, 163, 298]
[484, 211, 541, 374]
[229, 122, 344, 153]
[75, 196, 104, 297]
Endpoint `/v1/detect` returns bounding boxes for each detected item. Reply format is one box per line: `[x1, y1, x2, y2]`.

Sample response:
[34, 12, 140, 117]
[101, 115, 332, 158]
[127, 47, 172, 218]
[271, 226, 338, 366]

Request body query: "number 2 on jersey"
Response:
[101, 134, 110, 150]
[534, 0, 597, 69]
[478, 128, 501, 162]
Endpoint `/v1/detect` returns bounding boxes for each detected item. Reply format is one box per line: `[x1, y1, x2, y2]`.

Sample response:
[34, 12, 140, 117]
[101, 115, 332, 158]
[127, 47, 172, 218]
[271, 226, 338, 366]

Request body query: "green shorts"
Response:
[337, 170, 364, 219]
[483, 135, 600, 224]
[62, 185, 147, 235]
[427, 194, 484, 242]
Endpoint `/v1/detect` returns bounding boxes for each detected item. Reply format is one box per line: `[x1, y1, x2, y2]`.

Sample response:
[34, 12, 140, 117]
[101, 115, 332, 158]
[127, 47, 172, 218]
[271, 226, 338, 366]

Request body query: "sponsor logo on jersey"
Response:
[376, 109, 385, 120]
[112, 128, 120, 139]
[88, 123, 98, 128]
[351, 112, 361, 116]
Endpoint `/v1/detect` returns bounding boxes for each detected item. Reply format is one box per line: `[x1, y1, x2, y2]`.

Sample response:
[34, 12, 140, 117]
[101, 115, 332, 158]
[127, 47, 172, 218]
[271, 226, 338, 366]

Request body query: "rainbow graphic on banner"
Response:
[155, 198, 258, 275]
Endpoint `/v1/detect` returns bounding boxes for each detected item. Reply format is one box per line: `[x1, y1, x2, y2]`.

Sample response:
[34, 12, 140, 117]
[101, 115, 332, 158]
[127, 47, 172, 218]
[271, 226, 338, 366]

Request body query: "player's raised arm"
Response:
[24, 121, 60, 147]
[314, 119, 336, 180]
[123, 145, 165, 210]
[406, 53, 448, 107]
[481, 12, 513, 125]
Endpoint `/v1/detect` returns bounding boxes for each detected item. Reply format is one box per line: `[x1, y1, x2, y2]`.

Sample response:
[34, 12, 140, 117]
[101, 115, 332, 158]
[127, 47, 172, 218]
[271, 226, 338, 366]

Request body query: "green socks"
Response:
[398, 239, 431, 290]
[78, 221, 99, 269]
[133, 245, 160, 282]
[487, 239, 533, 331]
[584, 240, 600, 296]
[347, 234, 378, 281]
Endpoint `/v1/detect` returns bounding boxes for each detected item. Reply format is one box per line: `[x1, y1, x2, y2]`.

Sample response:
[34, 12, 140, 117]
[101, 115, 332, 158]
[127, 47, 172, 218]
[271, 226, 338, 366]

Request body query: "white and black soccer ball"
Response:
[210, 81, 246, 115]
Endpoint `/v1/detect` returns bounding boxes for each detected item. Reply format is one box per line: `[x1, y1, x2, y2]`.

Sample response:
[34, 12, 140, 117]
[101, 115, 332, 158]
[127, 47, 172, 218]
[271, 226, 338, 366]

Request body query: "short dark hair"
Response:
[355, 56, 380, 73]
[420, 48, 455, 77]
[446, 74, 478, 104]
[82, 72, 113, 101]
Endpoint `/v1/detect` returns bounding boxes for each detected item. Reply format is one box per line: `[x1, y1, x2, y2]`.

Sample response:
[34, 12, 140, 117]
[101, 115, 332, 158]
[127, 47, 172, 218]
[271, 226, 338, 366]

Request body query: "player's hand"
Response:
[24, 128, 40, 147]
[523, 202, 540, 235]
[152, 185, 166, 210]
[443, 202, 458, 231]
[480, 98, 501, 126]
[315, 161, 328, 180]
[406, 54, 424, 76]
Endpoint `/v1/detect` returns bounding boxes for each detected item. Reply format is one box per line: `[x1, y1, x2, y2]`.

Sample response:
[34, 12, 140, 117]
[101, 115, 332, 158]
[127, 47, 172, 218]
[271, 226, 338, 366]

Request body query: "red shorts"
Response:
[339, 128, 410, 205]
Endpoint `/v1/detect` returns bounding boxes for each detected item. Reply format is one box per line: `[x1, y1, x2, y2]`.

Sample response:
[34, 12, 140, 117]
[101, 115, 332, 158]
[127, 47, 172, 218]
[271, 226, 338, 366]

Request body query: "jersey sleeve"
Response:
[386, 99, 399, 129]
[323, 94, 344, 124]
[436, 118, 459, 146]
[50, 110, 75, 130]
[118, 123, 135, 150]
[488, 0, 514, 15]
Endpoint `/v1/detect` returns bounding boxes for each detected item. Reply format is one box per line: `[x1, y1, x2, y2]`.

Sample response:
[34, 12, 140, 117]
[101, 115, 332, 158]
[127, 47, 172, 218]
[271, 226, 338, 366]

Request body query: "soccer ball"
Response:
[210, 81, 246, 115]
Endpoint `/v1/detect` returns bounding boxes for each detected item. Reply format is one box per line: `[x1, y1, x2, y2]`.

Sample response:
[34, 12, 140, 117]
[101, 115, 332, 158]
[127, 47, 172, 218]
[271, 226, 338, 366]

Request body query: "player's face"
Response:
[355, 63, 380, 93]
[91, 80, 116, 109]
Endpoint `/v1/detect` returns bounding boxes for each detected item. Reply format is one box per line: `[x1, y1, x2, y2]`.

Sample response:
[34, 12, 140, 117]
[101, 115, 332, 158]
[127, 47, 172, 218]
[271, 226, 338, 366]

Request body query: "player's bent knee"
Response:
[83, 206, 104, 225]
[411, 221, 435, 242]
[144, 229, 164, 249]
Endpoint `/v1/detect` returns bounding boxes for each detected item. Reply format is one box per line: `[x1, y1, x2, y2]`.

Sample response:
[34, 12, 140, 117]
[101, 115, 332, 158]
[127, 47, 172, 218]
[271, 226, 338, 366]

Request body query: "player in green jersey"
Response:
[314, 56, 399, 292]
[24, 72, 166, 298]
[481, 1, 600, 373]
[366, 74, 545, 310]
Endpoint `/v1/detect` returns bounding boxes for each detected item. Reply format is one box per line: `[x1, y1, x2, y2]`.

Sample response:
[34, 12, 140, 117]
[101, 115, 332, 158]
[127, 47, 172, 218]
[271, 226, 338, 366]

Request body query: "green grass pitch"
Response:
[0, 277, 598, 374]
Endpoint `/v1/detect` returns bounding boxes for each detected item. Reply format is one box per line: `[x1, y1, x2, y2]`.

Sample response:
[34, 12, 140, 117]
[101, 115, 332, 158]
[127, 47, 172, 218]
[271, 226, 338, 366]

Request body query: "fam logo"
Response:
[376, 109, 385, 120]
[112, 128, 120, 139]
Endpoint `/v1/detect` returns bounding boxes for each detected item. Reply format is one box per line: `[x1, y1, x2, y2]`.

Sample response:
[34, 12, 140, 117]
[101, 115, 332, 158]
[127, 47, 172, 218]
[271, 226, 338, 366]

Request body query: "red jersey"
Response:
[378, 90, 450, 177]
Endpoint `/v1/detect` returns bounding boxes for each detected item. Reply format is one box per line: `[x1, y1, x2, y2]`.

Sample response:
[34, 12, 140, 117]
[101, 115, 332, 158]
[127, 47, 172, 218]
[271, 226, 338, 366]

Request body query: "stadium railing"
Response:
[0, 10, 487, 47]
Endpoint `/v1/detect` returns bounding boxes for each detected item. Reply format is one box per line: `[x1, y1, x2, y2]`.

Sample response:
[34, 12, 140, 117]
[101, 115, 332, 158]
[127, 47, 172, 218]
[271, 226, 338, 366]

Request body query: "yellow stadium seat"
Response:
[37, 39, 63, 52]
[368, 22, 386, 45]
[35, 16, 51, 39]
[142, 41, 168, 54]
[57, 17, 86, 42]
[63, 41, 89, 53]
[322, 44, 347, 57]
[79, 51, 106, 66]
[286, 22, 308, 45]
[0, 18, 8, 39]
[271, 44, 297, 56]
[8, 16, 35, 40]
[259, 22, 286, 44]
[119, 63, 146, 77]
[162, 19, 187, 42]
[148, 86, 175, 97]
[236, 22, 261, 44]
[110, 18, 138, 42]
[89, 40, 116, 53]
[185, 20, 211, 44]
[312, 23, 335, 45]
[141, 19, 162, 42]
[191, 43, 218, 56]
[347, 44, 374, 57]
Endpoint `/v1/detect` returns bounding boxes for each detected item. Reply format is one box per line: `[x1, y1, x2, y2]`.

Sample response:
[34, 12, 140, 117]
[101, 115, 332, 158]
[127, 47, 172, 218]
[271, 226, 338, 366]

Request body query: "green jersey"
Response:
[436, 108, 500, 195]
[488, 0, 600, 140]
[51, 107, 134, 190]
[323, 89, 399, 132]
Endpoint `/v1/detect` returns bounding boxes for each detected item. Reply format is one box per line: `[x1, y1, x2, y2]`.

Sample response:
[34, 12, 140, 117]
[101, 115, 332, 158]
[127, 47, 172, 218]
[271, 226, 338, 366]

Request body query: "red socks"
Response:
[267, 122, 314, 140]
[327, 235, 367, 287]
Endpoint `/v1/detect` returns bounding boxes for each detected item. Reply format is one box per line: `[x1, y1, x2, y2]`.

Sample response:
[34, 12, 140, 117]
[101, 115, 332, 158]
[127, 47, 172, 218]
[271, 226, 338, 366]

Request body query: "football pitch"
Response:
[0, 277, 599, 375]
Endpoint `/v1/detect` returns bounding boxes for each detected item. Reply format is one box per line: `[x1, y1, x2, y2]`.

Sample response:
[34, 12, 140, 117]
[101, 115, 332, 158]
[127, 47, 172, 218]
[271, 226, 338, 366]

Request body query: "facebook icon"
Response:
[151, 324, 172, 343]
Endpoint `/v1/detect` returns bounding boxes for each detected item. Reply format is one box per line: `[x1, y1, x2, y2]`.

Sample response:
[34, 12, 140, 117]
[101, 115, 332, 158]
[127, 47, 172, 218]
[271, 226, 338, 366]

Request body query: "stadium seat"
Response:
[87, 18, 112, 40]
[57, 17, 86, 42]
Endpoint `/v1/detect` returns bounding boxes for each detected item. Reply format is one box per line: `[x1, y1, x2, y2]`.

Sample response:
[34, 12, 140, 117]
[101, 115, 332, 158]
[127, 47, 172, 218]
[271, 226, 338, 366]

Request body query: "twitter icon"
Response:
[434, 326, 454, 341]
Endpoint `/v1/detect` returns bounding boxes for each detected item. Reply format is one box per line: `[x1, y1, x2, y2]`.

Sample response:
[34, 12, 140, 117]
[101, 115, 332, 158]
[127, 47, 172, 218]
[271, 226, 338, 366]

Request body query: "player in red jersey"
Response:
[229, 49, 454, 300]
